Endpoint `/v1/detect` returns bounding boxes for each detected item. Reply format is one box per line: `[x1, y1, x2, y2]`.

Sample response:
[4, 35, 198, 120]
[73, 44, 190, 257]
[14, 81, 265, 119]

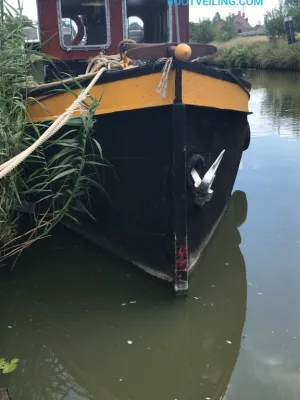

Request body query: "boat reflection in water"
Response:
[2, 190, 248, 400]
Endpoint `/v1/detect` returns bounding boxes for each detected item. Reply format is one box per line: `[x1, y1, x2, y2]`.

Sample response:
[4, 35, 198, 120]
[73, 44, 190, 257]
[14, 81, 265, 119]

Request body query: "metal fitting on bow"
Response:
[190, 149, 225, 206]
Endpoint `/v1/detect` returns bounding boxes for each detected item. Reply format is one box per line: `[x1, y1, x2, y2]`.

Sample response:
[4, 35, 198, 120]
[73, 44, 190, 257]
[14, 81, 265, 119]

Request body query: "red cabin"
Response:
[37, 0, 189, 79]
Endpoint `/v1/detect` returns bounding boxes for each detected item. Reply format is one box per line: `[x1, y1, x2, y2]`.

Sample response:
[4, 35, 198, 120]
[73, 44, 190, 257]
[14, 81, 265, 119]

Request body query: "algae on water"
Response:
[0, 358, 19, 374]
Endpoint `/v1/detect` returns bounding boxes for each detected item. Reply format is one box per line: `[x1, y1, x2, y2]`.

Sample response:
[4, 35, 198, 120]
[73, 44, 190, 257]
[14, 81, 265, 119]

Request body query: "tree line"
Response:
[264, 0, 300, 38]
[189, 13, 237, 43]
[190, 0, 300, 43]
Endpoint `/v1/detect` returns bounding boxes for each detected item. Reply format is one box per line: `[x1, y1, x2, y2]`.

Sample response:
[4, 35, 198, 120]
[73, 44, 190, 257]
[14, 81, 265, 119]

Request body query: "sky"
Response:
[189, 0, 278, 25]
[8, 0, 279, 26]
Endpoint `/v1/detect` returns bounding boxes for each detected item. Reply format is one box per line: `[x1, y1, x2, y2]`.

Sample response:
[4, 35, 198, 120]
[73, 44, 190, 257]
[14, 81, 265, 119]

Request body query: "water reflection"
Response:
[245, 71, 300, 138]
[0, 191, 248, 400]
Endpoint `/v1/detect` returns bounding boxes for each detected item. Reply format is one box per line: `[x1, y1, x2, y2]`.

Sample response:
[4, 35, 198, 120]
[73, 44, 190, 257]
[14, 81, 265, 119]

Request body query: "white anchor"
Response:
[190, 149, 225, 206]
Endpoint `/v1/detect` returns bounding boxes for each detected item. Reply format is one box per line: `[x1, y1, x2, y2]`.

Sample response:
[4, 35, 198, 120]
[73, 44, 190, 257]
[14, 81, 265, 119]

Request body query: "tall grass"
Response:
[0, 0, 34, 246]
[208, 41, 300, 71]
[0, 1, 106, 265]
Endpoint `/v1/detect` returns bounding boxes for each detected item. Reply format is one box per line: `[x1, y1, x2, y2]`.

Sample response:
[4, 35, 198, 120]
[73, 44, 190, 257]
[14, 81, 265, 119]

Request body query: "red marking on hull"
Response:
[175, 244, 188, 272]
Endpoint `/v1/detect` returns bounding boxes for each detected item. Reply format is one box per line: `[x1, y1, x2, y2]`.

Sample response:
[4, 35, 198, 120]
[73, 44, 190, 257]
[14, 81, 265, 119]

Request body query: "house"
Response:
[213, 11, 265, 37]
[233, 11, 253, 34]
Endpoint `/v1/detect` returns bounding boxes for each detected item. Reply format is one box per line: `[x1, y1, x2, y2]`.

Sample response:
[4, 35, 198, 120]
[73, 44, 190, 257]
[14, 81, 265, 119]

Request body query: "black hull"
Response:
[65, 103, 249, 294]
[26, 59, 251, 295]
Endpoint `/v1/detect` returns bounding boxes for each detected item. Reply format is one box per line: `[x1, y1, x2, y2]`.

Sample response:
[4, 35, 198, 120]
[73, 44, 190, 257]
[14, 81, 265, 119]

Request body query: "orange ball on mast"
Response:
[174, 44, 192, 61]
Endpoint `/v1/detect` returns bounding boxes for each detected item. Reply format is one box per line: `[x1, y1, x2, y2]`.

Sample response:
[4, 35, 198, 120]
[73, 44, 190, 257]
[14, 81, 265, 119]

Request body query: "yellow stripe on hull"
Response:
[182, 70, 249, 113]
[26, 70, 249, 123]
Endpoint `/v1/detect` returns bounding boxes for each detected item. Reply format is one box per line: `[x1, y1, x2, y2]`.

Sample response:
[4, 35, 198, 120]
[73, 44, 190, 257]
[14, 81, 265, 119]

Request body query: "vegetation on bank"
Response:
[0, 0, 105, 265]
[190, 13, 237, 44]
[190, 0, 300, 70]
[204, 40, 300, 71]
[190, 0, 300, 43]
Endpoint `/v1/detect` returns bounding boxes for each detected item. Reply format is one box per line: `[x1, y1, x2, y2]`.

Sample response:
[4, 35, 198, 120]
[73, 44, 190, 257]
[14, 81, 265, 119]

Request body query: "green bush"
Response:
[189, 19, 216, 44]
[220, 41, 300, 70]
[216, 16, 236, 42]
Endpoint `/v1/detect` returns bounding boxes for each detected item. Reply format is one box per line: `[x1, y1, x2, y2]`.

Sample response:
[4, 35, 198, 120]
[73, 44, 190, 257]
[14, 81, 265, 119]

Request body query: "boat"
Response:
[26, 0, 251, 295]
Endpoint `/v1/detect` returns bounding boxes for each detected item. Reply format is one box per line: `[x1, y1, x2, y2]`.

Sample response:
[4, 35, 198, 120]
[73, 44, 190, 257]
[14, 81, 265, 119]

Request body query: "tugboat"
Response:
[26, 0, 251, 295]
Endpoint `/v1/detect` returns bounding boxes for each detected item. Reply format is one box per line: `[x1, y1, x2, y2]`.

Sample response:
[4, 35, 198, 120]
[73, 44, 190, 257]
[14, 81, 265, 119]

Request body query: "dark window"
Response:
[126, 0, 170, 43]
[58, 0, 109, 48]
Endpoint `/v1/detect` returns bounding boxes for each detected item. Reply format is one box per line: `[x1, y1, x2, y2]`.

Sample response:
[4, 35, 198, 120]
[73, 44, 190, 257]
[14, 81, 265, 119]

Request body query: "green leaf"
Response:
[90, 138, 103, 158]
[50, 168, 77, 183]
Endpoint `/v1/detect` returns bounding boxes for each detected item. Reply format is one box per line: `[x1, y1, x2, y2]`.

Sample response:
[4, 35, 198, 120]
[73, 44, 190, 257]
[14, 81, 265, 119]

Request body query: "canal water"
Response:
[1, 70, 300, 399]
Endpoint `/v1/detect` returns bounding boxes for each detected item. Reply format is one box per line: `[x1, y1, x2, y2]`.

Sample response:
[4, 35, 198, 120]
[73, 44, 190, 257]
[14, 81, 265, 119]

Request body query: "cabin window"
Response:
[128, 17, 144, 43]
[57, 0, 110, 49]
[125, 1, 172, 43]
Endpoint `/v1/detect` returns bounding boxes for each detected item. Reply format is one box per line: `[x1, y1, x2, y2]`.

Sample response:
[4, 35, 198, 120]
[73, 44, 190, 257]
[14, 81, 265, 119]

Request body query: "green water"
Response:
[1, 70, 300, 400]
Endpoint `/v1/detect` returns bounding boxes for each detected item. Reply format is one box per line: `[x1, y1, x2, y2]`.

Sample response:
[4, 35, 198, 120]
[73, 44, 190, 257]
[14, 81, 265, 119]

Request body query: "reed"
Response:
[0, 0, 33, 247]
[0, 0, 106, 265]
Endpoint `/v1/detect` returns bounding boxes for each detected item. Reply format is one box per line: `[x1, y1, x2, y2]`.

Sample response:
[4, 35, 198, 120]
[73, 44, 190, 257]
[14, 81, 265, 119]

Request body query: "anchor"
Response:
[190, 149, 225, 206]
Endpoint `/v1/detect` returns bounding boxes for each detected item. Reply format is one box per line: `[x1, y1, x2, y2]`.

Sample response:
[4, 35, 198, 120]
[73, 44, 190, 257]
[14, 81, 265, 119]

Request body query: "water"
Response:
[1, 70, 300, 399]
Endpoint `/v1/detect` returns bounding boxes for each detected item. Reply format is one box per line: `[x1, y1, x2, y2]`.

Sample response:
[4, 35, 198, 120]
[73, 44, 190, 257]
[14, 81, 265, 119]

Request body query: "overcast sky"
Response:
[190, 0, 278, 25]
[8, 0, 279, 26]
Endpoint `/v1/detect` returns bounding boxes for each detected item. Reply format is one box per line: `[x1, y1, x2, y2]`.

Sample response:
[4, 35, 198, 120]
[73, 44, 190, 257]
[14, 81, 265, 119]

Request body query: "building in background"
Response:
[233, 11, 253, 33]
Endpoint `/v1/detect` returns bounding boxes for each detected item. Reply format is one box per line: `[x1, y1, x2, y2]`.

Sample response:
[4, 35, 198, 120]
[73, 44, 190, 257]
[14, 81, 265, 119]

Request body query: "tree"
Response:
[284, 0, 300, 32]
[213, 12, 221, 25]
[264, 1, 286, 38]
[287, 7, 300, 31]
[190, 19, 216, 43]
[15, 14, 30, 21]
[189, 22, 198, 41]
[285, 0, 300, 6]
[14, 14, 32, 27]
[216, 15, 236, 41]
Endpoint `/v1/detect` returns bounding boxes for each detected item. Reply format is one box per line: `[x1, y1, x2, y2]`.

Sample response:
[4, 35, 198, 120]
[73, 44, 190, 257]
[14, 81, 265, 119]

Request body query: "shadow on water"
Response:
[0, 190, 248, 400]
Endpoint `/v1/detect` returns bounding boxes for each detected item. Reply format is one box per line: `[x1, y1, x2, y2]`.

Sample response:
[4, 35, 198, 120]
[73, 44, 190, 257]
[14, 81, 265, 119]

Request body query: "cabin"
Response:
[36, 0, 189, 81]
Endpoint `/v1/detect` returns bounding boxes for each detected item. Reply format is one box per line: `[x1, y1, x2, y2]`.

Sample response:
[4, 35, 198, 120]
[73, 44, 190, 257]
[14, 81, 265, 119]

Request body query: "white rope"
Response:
[0, 41, 139, 179]
[0, 66, 107, 179]
[156, 57, 173, 98]
[86, 53, 124, 74]
[0, 41, 174, 179]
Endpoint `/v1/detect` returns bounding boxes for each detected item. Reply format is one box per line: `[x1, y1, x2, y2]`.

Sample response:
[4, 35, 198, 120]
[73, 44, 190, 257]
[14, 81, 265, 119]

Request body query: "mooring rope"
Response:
[0, 40, 173, 179]
[86, 53, 124, 73]
[156, 57, 173, 98]
[0, 66, 107, 179]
